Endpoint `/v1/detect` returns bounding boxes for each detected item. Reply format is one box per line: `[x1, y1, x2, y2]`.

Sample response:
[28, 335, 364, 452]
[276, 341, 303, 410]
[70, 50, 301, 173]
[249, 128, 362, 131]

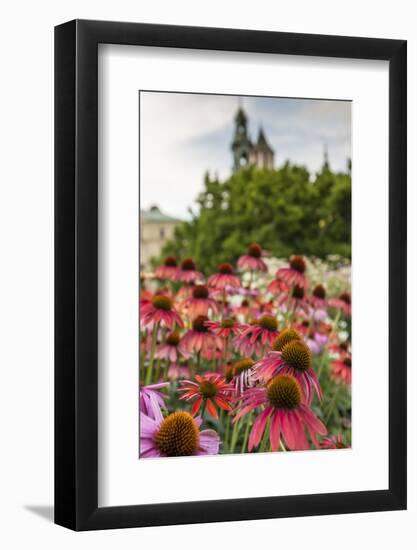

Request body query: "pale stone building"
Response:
[140, 205, 181, 270]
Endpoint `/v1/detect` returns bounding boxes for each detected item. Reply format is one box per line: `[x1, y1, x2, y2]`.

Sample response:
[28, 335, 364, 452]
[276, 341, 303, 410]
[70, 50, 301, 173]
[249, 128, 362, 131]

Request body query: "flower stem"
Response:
[240, 411, 253, 453]
[145, 322, 158, 386]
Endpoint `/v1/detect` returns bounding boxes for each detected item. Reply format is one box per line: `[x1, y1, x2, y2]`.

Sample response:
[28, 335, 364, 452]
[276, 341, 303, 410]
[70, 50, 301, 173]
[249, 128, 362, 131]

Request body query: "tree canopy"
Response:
[159, 162, 351, 274]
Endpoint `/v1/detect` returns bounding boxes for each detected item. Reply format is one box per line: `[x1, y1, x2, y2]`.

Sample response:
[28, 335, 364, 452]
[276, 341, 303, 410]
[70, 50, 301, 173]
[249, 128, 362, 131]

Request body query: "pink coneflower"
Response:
[278, 284, 309, 314]
[141, 294, 183, 330]
[176, 258, 204, 283]
[329, 292, 351, 316]
[320, 434, 349, 449]
[140, 405, 220, 458]
[234, 375, 327, 451]
[233, 315, 279, 357]
[139, 382, 169, 418]
[167, 363, 190, 380]
[208, 263, 241, 290]
[308, 284, 327, 310]
[276, 255, 308, 289]
[182, 285, 218, 317]
[181, 315, 223, 354]
[154, 256, 180, 281]
[205, 318, 244, 338]
[267, 276, 289, 296]
[237, 243, 268, 272]
[252, 329, 322, 402]
[230, 358, 256, 395]
[331, 355, 352, 385]
[179, 373, 233, 419]
[155, 331, 190, 362]
[234, 298, 250, 317]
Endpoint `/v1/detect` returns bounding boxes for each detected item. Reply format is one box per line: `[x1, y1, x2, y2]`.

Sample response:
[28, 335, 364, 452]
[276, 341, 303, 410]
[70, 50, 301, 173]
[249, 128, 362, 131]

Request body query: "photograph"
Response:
[139, 91, 352, 458]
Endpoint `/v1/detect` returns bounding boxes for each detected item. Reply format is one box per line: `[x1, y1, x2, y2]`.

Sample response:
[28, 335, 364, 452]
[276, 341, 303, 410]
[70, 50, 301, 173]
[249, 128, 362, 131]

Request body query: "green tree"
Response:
[160, 163, 351, 274]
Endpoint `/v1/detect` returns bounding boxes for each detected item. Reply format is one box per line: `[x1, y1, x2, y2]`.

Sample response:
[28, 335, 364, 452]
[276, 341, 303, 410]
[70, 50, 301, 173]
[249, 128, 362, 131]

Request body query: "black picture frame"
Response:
[55, 19, 407, 531]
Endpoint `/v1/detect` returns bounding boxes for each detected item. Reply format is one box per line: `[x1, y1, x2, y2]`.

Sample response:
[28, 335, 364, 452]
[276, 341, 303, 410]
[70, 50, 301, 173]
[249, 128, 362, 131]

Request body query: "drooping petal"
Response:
[249, 406, 272, 451]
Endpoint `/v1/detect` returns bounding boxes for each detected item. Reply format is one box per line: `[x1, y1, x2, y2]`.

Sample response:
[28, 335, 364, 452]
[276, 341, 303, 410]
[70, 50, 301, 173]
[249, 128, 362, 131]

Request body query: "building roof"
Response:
[252, 128, 274, 154]
[141, 205, 181, 223]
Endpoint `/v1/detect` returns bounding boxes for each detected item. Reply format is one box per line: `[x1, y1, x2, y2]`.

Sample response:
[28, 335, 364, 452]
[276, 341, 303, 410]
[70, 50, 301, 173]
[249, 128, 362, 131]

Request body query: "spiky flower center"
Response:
[199, 380, 218, 398]
[267, 375, 301, 409]
[233, 358, 255, 376]
[164, 256, 177, 267]
[272, 328, 302, 352]
[241, 299, 249, 307]
[343, 357, 352, 368]
[181, 258, 196, 271]
[152, 295, 172, 311]
[221, 319, 235, 329]
[292, 285, 305, 299]
[289, 255, 306, 274]
[192, 315, 209, 333]
[218, 263, 233, 274]
[340, 292, 351, 305]
[313, 284, 326, 299]
[281, 340, 312, 371]
[166, 331, 180, 346]
[154, 412, 199, 457]
[248, 243, 262, 258]
[257, 315, 278, 332]
[192, 285, 209, 299]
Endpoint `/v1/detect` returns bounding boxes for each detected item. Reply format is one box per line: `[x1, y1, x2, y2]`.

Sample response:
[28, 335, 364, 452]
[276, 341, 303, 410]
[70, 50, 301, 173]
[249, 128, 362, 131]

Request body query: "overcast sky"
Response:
[140, 92, 351, 220]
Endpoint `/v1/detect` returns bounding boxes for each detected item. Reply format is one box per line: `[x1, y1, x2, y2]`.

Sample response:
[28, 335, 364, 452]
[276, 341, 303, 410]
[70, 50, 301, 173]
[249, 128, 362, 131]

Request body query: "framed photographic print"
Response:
[55, 20, 407, 530]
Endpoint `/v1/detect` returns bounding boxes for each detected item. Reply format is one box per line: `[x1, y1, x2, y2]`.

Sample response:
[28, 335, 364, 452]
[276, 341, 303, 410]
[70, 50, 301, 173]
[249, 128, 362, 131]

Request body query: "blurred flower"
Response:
[208, 263, 241, 289]
[320, 434, 349, 449]
[276, 255, 308, 289]
[176, 258, 204, 283]
[141, 295, 183, 330]
[237, 243, 268, 272]
[205, 318, 244, 338]
[308, 284, 327, 310]
[179, 373, 233, 419]
[234, 375, 327, 451]
[155, 331, 190, 361]
[233, 315, 278, 357]
[154, 256, 180, 281]
[181, 315, 223, 353]
[328, 292, 351, 316]
[331, 354, 352, 384]
[183, 285, 219, 317]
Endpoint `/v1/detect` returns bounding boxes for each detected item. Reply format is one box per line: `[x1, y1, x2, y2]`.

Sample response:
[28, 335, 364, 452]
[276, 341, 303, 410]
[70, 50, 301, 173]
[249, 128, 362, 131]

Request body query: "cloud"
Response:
[140, 92, 351, 219]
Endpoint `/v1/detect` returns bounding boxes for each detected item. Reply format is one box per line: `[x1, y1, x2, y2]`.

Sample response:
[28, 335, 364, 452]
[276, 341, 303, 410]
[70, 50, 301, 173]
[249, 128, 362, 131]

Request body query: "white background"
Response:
[0, 1, 415, 548]
[99, 46, 388, 506]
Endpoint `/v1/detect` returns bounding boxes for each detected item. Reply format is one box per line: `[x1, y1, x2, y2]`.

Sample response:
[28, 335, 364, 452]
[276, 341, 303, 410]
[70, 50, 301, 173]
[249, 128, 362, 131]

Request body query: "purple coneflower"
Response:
[176, 258, 204, 284]
[234, 374, 327, 451]
[140, 403, 220, 458]
[141, 294, 183, 330]
[208, 263, 241, 290]
[276, 255, 308, 289]
[237, 243, 268, 272]
[154, 256, 180, 281]
[183, 284, 219, 318]
[233, 315, 278, 357]
[252, 328, 322, 403]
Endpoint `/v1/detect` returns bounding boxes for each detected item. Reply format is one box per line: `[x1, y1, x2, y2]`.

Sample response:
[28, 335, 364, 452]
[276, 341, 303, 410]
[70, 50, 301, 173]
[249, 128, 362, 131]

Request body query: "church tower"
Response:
[231, 107, 252, 172]
[231, 106, 274, 172]
[249, 127, 274, 169]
